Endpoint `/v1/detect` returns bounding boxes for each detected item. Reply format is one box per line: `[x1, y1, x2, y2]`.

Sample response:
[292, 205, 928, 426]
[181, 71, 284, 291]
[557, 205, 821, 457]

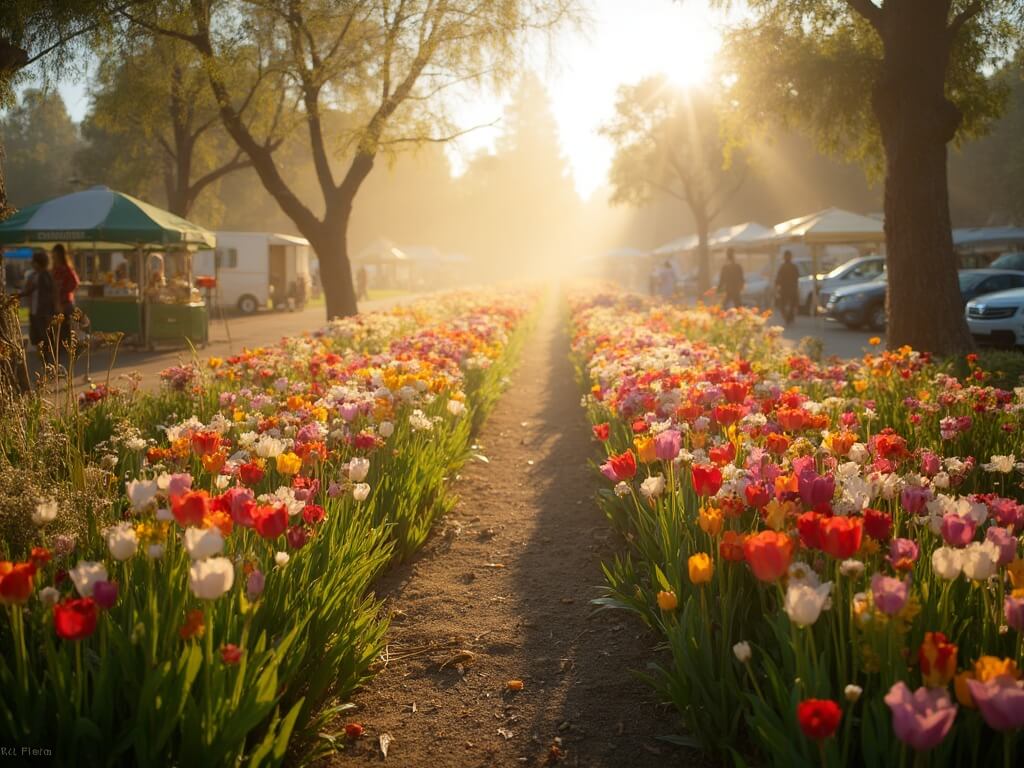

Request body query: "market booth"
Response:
[0, 186, 214, 348]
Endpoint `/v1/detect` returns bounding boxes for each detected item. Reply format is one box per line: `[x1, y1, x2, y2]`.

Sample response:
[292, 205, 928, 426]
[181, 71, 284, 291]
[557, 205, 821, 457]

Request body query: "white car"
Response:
[799, 255, 886, 313]
[966, 287, 1024, 348]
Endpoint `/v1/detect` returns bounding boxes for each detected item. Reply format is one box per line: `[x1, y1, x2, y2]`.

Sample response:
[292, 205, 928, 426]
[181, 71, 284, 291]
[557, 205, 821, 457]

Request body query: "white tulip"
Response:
[69, 561, 108, 597]
[785, 582, 832, 627]
[39, 586, 61, 607]
[640, 475, 666, 500]
[189, 557, 235, 600]
[105, 522, 138, 561]
[275, 551, 290, 567]
[378, 421, 395, 438]
[961, 541, 999, 581]
[844, 684, 863, 702]
[183, 527, 224, 561]
[447, 399, 466, 417]
[733, 641, 752, 663]
[32, 499, 58, 526]
[352, 483, 371, 502]
[348, 457, 371, 482]
[147, 543, 165, 560]
[125, 479, 159, 511]
[931, 547, 963, 580]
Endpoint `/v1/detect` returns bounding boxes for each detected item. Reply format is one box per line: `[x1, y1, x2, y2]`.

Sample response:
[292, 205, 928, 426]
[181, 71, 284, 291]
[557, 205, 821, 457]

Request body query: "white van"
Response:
[194, 232, 312, 314]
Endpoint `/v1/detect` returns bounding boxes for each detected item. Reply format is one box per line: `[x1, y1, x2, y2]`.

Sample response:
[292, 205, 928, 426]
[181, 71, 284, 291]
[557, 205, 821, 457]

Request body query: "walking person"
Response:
[774, 250, 801, 326]
[717, 248, 745, 309]
[19, 251, 56, 360]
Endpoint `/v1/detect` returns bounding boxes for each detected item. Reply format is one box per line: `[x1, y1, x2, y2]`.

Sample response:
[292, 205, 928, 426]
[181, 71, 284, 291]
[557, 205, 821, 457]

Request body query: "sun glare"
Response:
[647, 17, 721, 90]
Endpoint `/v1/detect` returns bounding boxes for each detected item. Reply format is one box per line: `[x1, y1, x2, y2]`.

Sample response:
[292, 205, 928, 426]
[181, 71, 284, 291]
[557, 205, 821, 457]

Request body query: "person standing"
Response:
[717, 248, 745, 309]
[50, 244, 80, 356]
[356, 265, 369, 302]
[775, 250, 801, 326]
[19, 251, 56, 355]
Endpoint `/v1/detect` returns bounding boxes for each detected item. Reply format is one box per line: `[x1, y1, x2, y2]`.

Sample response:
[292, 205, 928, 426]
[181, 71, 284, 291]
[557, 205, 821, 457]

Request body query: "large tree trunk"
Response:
[872, 3, 973, 355]
[312, 213, 358, 319]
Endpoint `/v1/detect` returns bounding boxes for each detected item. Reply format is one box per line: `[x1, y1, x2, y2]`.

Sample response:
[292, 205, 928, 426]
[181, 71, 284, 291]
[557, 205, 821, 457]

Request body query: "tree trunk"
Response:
[312, 213, 358, 319]
[0, 142, 29, 394]
[872, 3, 973, 355]
[694, 212, 711, 295]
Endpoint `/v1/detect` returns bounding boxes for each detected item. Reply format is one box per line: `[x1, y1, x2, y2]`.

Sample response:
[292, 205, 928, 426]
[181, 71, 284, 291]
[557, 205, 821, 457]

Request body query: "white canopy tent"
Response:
[757, 208, 887, 316]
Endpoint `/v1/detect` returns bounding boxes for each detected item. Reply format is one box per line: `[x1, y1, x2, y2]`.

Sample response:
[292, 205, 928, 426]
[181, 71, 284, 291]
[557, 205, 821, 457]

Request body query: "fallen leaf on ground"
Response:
[439, 649, 477, 670]
[498, 728, 514, 740]
[506, 679, 525, 691]
[472, 454, 490, 463]
[379, 733, 392, 758]
[483, 563, 505, 568]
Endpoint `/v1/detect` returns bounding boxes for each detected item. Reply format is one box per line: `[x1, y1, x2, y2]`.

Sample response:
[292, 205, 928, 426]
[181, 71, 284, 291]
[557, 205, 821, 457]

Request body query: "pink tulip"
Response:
[966, 676, 1024, 731]
[884, 682, 957, 751]
[871, 573, 909, 616]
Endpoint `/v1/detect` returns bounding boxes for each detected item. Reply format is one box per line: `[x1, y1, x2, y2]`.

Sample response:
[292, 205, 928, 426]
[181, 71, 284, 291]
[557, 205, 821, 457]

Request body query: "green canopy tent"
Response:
[0, 186, 215, 348]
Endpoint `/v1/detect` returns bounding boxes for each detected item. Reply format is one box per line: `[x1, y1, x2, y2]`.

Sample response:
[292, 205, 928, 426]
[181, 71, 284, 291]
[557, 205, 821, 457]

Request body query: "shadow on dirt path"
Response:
[327, 293, 695, 767]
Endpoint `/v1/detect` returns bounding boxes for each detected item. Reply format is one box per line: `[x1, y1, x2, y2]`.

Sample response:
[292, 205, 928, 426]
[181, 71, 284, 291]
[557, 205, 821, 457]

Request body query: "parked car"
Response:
[989, 252, 1024, 271]
[965, 287, 1024, 348]
[743, 272, 772, 307]
[825, 269, 1024, 331]
[799, 255, 886, 313]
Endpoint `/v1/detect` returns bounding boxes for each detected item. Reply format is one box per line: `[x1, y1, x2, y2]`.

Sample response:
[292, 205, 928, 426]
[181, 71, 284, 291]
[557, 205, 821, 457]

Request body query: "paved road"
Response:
[27, 294, 415, 394]
[767, 309, 878, 360]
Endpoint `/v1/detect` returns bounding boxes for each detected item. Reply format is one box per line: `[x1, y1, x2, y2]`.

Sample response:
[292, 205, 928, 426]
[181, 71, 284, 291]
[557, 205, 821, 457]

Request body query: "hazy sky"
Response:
[50, 0, 735, 200]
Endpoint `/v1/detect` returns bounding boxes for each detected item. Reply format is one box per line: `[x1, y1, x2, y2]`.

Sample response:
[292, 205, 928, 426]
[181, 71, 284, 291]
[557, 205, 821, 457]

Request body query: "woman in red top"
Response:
[50, 244, 80, 351]
[51, 244, 79, 314]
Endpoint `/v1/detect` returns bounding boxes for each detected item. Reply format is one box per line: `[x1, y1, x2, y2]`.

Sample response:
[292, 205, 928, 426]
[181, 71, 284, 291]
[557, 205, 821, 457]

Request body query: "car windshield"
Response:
[958, 273, 985, 291]
[990, 252, 1024, 271]
[824, 261, 857, 279]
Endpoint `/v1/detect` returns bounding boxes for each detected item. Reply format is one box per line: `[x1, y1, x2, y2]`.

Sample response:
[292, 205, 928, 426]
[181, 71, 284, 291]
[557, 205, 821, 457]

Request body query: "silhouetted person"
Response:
[20, 251, 56, 358]
[51, 243, 80, 354]
[356, 265, 369, 301]
[718, 248, 744, 309]
[775, 249, 800, 326]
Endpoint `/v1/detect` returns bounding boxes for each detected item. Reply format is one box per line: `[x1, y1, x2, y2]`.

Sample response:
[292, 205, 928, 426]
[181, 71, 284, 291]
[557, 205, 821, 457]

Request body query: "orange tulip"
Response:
[742, 531, 795, 582]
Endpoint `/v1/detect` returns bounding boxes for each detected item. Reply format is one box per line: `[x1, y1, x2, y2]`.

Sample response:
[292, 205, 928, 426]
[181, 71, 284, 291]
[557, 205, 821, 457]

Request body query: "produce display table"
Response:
[77, 296, 143, 336]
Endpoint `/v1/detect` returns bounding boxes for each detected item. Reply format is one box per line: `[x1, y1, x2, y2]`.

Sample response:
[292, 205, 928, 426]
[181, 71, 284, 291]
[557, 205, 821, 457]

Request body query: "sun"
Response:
[640, 5, 722, 90]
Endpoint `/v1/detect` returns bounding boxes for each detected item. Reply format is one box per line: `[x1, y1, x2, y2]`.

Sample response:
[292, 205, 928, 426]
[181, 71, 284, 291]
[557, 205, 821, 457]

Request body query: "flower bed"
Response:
[571, 290, 1024, 766]
[0, 290, 534, 765]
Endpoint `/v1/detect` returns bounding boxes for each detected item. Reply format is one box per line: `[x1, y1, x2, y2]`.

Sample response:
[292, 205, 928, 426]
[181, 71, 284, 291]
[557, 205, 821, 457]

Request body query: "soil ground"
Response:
[327, 298, 692, 768]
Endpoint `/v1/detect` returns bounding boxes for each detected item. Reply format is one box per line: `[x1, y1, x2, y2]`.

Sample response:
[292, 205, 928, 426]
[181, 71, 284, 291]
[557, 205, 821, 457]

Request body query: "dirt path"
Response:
[329, 297, 686, 767]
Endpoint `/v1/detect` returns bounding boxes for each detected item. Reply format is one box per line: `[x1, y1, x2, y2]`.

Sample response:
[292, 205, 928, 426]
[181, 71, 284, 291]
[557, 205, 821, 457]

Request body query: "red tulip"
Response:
[797, 511, 824, 550]
[592, 423, 610, 441]
[54, 598, 98, 640]
[600, 451, 637, 482]
[0, 561, 35, 605]
[709, 442, 736, 465]
[220, 643, 243, 665]
[238, 461, 265, 486]
[691, 464, 723, 497]
[863, 508, 893, 542]
[253, 504, 289, 540]
[171, 490, 210, 527]
[191, 430, 221, 457]
[819, 516, 863, 559]
[797, 699, 842, 741]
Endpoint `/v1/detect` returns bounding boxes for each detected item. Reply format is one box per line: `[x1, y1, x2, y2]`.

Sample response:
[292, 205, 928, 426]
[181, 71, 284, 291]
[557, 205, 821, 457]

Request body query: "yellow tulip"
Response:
[275, 452, 302, 475]
[688, 553, 714, 585]
[656, 590, 678, 611]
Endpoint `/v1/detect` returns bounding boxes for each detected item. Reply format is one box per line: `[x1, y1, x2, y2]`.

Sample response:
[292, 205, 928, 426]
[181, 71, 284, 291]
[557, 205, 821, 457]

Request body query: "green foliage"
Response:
[718, 0, 1024, 176]
[0, 88, 81, 208]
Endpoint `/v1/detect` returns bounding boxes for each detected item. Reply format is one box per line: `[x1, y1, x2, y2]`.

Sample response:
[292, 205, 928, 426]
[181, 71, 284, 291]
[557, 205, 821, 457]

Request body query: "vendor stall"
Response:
[0, 186, 214, 348]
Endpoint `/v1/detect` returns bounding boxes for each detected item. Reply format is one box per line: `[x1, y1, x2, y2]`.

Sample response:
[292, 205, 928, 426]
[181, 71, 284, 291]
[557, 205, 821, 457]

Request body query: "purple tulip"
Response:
[93, 580, 119, 609]
[1005, 594, 1024, 633]
[939, 514, 976, 547]
[871, 573, 909, 616]
[900, 486, 931, 516]
[339, 403, 360, 422]
[653, 429, 682, 462]
[990, 498, 1024, 533]
[798, 468, 835, 508]
[887, 538, 920, 569]
[966, 676, 1024, 731]
[985, 526, 1018, 566]
[884, 682, 957, 751]
[246, 570, 265, 601]
[327, 481, 344, 499]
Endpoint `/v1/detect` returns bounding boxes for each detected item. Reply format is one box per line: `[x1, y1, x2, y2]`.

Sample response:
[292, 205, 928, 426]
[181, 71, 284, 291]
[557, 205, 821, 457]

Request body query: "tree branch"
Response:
[845, 0, 884, 31]
[378, 117, 500, 146]
[188, 149, 251, 198]
[948, 1, 984, 39]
